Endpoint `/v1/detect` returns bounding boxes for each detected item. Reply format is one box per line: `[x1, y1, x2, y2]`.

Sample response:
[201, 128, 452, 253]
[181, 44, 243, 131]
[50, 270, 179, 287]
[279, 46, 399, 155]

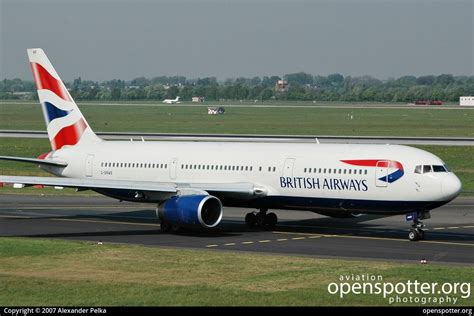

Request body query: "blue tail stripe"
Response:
[44, 102, 70, 122]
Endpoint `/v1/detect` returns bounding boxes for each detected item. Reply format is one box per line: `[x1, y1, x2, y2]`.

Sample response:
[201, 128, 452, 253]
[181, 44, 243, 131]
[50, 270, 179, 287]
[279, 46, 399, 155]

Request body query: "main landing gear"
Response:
[160, 221, 181, 233]
[406, 211, 430, 241]
[245, 208, 278, 229]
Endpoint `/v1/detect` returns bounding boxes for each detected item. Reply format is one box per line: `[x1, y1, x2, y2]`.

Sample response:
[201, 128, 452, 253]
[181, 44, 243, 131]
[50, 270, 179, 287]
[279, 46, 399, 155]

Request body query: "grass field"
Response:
[1, 102, 473, 137]
[0, 237, 472, 306]
[1, 138, 473, 194]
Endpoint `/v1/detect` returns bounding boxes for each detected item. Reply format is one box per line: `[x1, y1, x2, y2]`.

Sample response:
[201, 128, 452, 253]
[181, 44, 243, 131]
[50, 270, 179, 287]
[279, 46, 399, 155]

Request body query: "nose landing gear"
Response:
[408, 220, 425, 241]
[245, 208, 278, 229]
[406, 211, 430, 241]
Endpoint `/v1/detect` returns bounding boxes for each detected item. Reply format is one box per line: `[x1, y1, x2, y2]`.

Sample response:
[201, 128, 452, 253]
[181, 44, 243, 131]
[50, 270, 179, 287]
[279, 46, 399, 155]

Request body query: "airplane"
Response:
[0, 49, 463, 241]
[162, 96, 180, 104]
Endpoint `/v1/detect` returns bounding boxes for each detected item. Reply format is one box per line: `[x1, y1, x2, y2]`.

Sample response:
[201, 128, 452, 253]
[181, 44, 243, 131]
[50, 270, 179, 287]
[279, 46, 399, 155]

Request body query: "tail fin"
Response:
[27, 48, 101, 150]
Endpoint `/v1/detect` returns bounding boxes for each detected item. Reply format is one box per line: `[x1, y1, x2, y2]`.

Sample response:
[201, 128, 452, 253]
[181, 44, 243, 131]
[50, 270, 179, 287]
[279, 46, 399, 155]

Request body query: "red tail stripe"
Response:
[51, 118, 87, 150]
[30, 62, 71, 101]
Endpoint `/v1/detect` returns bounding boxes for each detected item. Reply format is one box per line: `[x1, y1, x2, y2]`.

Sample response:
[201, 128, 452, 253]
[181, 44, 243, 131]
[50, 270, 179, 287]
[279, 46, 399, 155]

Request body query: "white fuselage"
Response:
[45, 140, 462, 216]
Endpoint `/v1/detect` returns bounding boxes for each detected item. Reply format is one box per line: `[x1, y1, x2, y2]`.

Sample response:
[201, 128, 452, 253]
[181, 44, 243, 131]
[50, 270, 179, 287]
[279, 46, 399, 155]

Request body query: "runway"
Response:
[1, 194, 473, 265]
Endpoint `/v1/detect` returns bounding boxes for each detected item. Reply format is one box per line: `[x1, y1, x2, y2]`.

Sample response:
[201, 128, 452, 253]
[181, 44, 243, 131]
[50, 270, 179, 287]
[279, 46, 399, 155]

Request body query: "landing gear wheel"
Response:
[245, 213, 257, 227]
[408, 229, 419, 241]
[171, 224, 181, 233]
[256, 213, 266, 227]
[160, 221, 171, 233]
[408, 228, 424, 241]
[418, 229, 425, 240]
[265, 212, 278, 228]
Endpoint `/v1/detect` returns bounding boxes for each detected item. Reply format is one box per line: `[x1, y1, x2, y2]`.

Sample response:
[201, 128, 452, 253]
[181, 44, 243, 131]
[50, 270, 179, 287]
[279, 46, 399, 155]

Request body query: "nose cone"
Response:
[441, 174, 462, 201]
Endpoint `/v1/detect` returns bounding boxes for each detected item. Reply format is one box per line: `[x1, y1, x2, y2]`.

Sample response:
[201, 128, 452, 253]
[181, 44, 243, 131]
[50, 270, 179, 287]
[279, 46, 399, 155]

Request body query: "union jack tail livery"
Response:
[28, 48, 101, 150]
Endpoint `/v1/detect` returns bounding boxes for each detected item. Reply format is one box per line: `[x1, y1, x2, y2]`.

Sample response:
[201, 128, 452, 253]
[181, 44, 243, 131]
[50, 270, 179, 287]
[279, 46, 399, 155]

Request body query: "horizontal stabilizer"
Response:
[0, 156, 68, 167]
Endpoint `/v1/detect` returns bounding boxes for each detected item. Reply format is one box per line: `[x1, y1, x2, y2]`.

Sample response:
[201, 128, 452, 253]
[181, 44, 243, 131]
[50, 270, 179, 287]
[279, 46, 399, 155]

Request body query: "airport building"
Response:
[192, 96, 205, 103]
[460, 96, 474, 106]
[275, 80, 289, 92]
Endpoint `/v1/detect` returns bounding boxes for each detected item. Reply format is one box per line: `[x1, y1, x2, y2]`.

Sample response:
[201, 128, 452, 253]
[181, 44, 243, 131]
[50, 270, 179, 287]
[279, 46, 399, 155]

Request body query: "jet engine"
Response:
[157, 195, 223, 229]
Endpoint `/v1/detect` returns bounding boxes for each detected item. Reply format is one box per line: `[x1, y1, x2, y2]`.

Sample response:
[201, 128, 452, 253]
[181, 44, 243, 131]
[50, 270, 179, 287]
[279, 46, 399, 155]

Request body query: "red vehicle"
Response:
[414, 100, 443, 105]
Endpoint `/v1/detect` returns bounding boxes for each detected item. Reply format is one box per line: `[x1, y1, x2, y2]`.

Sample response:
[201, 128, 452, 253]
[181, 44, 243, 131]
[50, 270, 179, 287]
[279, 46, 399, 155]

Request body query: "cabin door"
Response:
[85, 154, 94, 177]
[283, 158, 295, 177]
[170, 158, 178, 180]
[375, 160, 389, 187]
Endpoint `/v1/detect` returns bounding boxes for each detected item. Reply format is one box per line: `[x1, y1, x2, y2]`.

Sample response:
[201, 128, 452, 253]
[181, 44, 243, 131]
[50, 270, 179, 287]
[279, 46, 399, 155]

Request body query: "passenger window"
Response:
[423, 165, 432, 173]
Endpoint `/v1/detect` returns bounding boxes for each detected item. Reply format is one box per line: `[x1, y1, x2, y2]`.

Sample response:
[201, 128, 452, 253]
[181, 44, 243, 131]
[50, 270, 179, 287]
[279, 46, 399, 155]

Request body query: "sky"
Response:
[1, 0, 473, 81]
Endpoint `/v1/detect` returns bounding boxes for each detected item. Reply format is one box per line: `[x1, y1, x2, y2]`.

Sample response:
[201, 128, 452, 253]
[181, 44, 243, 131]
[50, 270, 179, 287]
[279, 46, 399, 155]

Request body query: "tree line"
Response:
[1, 73, 473, 102]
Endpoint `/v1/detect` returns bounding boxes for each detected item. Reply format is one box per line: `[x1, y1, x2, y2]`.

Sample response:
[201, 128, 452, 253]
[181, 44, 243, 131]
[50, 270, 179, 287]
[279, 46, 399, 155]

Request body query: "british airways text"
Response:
[280, 177, 368, 191]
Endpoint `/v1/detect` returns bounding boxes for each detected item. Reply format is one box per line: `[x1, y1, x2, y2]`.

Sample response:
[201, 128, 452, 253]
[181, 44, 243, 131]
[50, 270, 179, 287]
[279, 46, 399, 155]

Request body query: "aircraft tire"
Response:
[265, 212, 278, 228]
[408, 229, 420, 241]
[160, 221, 171, 233]
[245, 213, 257, 227]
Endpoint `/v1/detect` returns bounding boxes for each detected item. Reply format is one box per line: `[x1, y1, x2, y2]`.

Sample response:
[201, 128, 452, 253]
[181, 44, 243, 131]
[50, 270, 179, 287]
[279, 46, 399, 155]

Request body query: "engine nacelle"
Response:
[158, 195, 223, 229]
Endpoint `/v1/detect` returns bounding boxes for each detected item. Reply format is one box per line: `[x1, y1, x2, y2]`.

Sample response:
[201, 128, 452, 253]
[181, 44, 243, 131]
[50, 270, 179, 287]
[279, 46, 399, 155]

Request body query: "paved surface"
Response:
[1, 130, 474, 146]
[0, 194, 473, 265]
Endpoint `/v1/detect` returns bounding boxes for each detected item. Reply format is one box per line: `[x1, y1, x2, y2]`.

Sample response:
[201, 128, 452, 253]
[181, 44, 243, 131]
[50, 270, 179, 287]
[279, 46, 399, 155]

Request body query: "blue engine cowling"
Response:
[158, 195, 223, 229]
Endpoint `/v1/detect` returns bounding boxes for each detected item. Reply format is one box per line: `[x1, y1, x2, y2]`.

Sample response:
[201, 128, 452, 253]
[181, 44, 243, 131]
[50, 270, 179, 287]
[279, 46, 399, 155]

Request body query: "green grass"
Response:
[1, 138, 473, 194]
[1, 101, 473, 137]
[0, 237, 472, 306]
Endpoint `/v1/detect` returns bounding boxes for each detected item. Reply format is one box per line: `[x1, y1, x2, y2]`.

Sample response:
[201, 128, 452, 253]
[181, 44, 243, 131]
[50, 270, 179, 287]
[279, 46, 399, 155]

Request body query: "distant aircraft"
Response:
[163, 96, 180, 104]
[0, 49, 463, 241]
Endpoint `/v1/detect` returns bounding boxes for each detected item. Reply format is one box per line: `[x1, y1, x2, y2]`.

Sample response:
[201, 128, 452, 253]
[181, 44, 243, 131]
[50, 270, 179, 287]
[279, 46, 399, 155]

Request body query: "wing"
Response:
[0, 175, 266, 199]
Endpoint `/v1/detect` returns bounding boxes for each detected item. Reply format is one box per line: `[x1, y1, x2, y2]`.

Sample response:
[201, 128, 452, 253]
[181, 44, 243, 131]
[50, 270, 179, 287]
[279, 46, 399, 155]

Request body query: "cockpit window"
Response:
[433, 165, 447, 172]
[422, 165, 432, 173]
[416, 164, 449, 174]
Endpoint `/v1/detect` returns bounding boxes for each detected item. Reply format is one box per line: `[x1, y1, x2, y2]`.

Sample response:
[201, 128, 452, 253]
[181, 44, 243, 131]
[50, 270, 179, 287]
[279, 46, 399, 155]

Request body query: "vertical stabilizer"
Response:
[27, 48, 101, 150]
